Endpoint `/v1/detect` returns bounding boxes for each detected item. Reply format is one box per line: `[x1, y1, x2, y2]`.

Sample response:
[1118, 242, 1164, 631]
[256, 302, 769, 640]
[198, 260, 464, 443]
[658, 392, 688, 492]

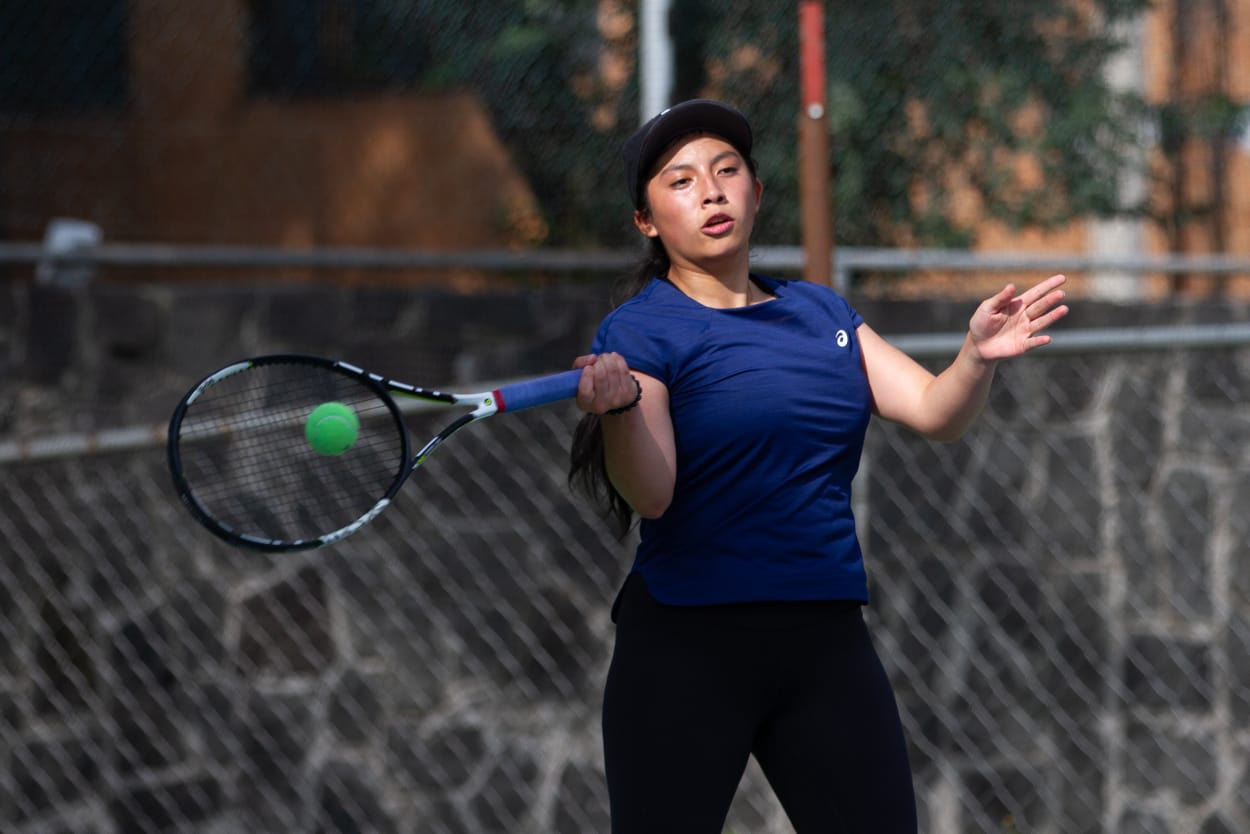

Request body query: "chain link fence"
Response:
[1, 0, 1175, 254]
[4, 1, 1250, 832]
[3, 313, 1250, 833]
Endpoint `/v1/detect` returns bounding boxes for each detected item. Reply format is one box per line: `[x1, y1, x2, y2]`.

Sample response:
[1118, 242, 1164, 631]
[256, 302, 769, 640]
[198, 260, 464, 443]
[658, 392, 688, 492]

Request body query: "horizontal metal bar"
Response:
[0, 424, 168, 463]
[829, 246, 1250, 275]
[5, 241, 1250, 276]
[889, 322, 1250, 357]
[0, 242, 638, 272]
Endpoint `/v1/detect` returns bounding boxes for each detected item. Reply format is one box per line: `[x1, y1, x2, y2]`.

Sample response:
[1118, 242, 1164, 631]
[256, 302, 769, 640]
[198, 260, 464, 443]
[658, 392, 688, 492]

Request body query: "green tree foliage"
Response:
[691, 0, 1155, 247]
[398, 0, 632, 246]
[257, 0, 1161, 249]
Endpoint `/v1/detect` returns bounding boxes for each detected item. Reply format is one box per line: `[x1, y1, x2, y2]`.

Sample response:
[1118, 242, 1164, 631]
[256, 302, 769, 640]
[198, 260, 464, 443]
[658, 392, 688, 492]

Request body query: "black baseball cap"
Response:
[622, 99, 754, 208]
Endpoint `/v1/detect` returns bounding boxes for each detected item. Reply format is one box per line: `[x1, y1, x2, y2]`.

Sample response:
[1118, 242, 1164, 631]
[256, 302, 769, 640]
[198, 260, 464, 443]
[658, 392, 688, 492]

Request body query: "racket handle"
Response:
[494, 369, 583, 413]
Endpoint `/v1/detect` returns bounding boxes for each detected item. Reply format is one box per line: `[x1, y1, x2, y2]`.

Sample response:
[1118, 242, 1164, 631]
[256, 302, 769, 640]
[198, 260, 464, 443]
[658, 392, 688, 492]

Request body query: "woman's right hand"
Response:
[574, 352, 639, 415]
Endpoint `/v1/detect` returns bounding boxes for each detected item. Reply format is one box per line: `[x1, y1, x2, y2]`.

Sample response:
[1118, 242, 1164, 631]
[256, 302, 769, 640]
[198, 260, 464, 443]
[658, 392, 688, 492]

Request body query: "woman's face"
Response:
[634, 133, 762, 270]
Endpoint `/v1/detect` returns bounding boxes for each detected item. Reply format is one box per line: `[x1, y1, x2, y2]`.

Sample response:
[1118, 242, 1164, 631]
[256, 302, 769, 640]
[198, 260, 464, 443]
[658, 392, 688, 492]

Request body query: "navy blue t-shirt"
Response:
[590, 274, 872, 605]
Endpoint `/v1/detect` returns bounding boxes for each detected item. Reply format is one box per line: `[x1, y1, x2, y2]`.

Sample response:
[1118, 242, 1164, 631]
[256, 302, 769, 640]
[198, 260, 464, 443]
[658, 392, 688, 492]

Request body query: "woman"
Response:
[569, 99, 1069, 833]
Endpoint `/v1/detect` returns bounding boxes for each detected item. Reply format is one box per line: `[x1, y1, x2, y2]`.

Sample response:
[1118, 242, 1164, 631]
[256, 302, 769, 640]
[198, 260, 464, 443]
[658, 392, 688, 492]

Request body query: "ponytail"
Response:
[568, 237, 670, 538]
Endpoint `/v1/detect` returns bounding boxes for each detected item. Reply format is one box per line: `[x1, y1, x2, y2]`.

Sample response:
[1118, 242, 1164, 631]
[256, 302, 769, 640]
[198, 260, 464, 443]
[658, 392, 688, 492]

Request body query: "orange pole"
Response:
[798, 1, 833, 285]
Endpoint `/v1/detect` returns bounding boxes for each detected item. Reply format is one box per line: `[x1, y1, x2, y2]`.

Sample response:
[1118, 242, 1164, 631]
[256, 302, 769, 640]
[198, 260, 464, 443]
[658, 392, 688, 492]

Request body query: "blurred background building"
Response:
[2, 0, 1248, 288]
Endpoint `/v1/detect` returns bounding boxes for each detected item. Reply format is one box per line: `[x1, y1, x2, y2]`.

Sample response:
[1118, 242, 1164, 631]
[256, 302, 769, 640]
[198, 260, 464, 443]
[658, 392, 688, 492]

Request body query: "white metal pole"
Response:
[639, 0, 674, 123]
[1088, 12, 1147, 301]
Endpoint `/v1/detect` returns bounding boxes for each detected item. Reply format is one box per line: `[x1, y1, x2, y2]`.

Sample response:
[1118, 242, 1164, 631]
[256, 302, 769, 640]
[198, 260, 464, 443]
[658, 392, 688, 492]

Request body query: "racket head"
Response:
[168, 355, 410, 551]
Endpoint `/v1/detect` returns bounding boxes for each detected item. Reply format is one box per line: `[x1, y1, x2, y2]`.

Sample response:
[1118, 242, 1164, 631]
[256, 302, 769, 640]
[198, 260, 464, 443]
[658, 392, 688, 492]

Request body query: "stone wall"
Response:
[2, 278, 1249, 833]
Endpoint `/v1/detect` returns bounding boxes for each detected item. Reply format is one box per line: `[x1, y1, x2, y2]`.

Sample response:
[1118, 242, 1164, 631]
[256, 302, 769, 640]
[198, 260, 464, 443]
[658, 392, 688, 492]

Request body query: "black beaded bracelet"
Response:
[606, 375, 642, 415]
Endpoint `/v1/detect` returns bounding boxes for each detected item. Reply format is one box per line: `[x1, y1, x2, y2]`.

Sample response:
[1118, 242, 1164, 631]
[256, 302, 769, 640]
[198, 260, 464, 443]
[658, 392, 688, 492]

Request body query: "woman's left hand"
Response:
[969, 273, 1070, 362]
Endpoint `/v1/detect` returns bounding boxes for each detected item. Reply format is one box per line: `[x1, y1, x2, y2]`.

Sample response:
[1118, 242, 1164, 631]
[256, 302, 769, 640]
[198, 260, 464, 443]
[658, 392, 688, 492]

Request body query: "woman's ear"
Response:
[633, 208, 658, 238]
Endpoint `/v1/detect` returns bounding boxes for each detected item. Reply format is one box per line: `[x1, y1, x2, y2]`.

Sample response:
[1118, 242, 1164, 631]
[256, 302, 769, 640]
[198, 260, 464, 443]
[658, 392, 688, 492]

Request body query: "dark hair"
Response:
[568, 152, 759, 538]
[568, 236, 670, 539]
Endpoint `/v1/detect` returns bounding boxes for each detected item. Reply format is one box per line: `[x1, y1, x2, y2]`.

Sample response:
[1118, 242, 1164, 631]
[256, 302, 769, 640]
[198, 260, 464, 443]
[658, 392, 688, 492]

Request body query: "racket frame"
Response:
[168, 354, 580, 551]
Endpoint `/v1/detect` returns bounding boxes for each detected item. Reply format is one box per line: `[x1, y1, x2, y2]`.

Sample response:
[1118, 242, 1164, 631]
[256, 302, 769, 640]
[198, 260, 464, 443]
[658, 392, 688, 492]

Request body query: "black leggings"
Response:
[602, 574, 917, 834]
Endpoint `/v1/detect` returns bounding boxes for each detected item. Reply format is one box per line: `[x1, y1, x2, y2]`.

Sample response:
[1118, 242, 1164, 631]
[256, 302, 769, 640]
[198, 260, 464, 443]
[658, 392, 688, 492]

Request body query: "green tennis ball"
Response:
[305, 402, 359, 456]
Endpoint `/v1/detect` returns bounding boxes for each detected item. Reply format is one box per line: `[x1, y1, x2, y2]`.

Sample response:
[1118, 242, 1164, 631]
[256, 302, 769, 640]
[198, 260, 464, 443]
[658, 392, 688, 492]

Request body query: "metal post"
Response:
[798, 1, 833, 286]
[640, 0, 675, 122]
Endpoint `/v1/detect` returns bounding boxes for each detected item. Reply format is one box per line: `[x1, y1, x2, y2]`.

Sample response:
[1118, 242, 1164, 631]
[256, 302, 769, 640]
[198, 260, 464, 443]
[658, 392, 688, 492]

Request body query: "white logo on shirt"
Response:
[836, 329, 849, 348]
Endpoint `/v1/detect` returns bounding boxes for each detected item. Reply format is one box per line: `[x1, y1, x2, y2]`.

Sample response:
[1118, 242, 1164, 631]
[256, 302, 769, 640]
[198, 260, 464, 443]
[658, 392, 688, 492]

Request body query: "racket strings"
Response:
[173, 363, 406, 544]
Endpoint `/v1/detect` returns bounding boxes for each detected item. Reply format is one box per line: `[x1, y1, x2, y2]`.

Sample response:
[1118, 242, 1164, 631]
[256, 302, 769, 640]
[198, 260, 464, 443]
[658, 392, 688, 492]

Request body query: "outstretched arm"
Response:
[862, 274, 1069, 442]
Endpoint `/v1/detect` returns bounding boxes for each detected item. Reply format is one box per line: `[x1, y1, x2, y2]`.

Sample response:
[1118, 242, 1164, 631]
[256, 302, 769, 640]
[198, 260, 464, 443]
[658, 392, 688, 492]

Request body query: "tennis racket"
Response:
[168, 354, 582, 551]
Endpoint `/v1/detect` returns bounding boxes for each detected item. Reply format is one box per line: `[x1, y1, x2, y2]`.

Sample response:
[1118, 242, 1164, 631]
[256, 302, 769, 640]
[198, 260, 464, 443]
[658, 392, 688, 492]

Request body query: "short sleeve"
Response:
[591, 311, 674, 383]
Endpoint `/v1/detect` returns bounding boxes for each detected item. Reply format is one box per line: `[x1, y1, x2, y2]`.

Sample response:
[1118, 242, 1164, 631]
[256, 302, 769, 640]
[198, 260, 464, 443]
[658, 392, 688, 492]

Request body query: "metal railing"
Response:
[6, 239, 1250, 293]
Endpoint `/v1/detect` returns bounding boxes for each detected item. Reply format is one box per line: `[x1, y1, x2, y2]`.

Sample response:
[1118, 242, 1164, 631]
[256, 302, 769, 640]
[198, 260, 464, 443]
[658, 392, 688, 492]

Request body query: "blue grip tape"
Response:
[494, 369, 582, 413]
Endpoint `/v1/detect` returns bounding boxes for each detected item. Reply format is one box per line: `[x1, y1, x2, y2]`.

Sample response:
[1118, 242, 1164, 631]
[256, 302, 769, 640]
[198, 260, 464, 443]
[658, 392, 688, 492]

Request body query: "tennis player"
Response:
[568, 99, 1069, 833]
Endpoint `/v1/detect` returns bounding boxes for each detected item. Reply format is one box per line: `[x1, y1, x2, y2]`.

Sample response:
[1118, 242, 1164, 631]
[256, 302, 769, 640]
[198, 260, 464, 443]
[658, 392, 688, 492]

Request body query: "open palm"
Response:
[970, 274, 1069, 361]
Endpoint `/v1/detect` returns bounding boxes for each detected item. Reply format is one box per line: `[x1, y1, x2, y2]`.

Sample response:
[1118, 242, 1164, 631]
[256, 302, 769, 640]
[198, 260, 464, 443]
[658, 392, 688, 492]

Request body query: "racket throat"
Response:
[412, 411, 482, 466]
